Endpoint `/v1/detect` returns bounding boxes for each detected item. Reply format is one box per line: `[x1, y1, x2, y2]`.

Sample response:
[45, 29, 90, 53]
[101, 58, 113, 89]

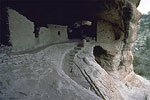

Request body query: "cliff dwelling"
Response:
[0, 1, 98, 47]
[0, 0, 150, 100]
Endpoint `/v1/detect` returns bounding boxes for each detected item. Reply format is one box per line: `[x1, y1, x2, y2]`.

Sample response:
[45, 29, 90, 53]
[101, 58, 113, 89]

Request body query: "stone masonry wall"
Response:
[8, 8, 68, 51]
[8, 8, 36, 50]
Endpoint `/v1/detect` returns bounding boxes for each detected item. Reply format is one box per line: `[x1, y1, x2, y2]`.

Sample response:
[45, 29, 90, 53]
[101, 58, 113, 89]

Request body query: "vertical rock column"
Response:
[120, 3, 141, 79]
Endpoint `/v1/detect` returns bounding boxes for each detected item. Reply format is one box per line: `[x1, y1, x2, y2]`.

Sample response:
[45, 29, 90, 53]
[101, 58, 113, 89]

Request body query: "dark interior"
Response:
[0, 0, 106, 45]
[93, 46, 107, 58]
[67, 22, 97, 39]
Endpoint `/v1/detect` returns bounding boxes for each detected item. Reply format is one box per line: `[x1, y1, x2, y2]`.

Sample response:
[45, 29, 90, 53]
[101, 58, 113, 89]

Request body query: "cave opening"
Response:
[93, 46, 107, 57]
[58, 31, 61, 36]
[93, 46, 107, 65]
[33, 26, 40, 38]
[67, 21, 97, 40]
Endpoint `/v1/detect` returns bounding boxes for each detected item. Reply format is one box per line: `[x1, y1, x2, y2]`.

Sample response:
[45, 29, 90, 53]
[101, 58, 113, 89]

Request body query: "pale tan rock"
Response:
[123, 43, 135, 51]
[126, 22, 137, 43]
[97, 20, 116, 43]
[122, 51, 133, 67]
[131, 5, 141, 23]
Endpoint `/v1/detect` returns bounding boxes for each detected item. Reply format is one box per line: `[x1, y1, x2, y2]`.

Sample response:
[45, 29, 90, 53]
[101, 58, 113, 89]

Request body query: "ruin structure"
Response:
[0, 0, 150, 100]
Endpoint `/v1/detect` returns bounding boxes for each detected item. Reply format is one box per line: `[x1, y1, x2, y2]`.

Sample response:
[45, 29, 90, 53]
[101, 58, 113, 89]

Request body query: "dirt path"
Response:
[11, 40, 81, 55]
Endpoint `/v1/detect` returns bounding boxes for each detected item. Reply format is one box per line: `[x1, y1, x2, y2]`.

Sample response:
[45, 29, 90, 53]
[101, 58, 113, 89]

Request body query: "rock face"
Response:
[0, 0, 150, 100]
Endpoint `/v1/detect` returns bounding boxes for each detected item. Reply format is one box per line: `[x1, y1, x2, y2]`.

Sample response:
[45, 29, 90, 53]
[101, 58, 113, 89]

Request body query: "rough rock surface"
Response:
[0, 0, 150, 100]
[0, 43, 103, 100]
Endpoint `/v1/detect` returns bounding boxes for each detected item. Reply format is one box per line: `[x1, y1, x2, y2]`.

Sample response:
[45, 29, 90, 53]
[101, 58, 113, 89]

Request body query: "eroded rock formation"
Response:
[0, 0, 150, 100]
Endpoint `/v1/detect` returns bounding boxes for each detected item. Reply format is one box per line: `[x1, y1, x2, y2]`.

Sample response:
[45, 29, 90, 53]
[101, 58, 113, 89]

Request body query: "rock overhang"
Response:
[1, 0, 140, 25]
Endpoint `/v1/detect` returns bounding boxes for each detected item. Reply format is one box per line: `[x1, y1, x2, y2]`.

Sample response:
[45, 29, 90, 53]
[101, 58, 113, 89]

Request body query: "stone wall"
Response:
[8, 8, 36, 50]
[8, 8, 68, 51]
[47, 24, 68, 43]
[37, 25, 68, 45]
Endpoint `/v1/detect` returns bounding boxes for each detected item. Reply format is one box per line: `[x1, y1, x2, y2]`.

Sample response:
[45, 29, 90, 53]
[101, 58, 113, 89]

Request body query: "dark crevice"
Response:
[33, 26, 40, 38]
[58, 31, 61, 36]
[0, 4, 11, 46]
[122, 2, 133, 43]
[93, 46, 107, 57]
[93, 46, 107, 68]
[112, 23, 122, 40]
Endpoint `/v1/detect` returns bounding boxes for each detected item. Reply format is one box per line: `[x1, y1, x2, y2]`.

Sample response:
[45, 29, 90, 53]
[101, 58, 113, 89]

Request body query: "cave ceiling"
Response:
[1, 0, 110, 25]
